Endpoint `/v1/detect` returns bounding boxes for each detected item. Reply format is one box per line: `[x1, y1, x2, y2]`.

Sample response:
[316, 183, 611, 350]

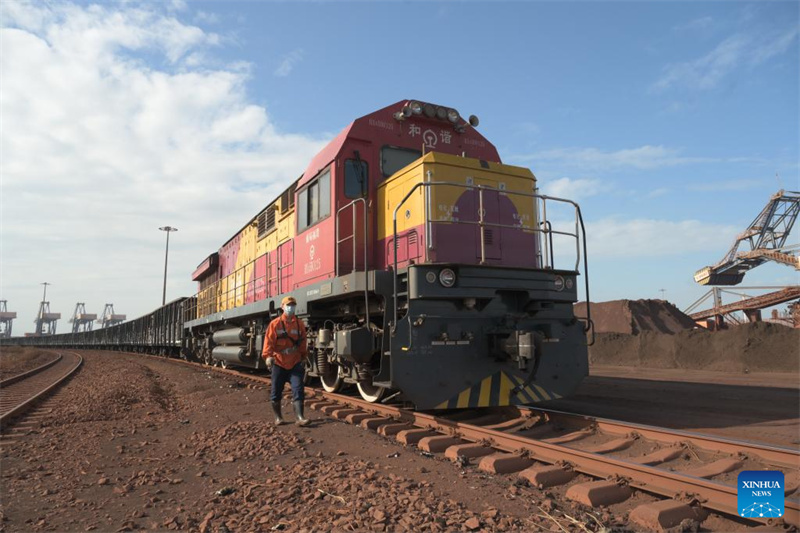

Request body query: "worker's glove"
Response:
[265, 357, 275, 370]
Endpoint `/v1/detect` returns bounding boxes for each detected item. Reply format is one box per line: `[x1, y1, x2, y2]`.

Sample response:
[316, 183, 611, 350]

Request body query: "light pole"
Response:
[159, 226, 178, 306]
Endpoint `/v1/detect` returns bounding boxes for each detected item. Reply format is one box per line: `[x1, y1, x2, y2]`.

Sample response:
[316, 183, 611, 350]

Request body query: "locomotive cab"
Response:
[374, 151, 589, 409]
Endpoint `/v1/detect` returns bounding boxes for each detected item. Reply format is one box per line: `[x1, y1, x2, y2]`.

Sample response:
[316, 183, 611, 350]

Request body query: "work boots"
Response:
[293, 400, 310, 427]
[270, 401, 285, 426]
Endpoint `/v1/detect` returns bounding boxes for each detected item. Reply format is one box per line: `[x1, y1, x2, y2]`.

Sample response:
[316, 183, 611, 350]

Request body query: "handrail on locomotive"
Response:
[391, 180, 593, 340]
[185, 198, 371, 324]
[335, 197, 370, 326]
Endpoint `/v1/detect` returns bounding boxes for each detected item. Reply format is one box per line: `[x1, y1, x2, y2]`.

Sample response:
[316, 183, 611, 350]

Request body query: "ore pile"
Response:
[574, 299, 696, 335]
[577, 300, 800, 373]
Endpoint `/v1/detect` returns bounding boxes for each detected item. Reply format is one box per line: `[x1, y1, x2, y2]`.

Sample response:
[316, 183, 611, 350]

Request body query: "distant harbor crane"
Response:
[34, 282, 61, 336]
[0, 300, 17, 338]
[70, 303, 97, 333]
[98, 304, 126, 328]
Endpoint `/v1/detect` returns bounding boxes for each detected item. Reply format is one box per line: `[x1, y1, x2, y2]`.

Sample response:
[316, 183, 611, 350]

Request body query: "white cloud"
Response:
[653, 27, 798, 92]
[585, 217, 739, 259]
[194, 11, 220, 25]
[545, 216, 737, 276]
[540, 177, 606, 200]
[519, 145, 714, 171]
[274, 49, 303, 77]
[1, 2, 328, 331]
[647, 187, 670, 198]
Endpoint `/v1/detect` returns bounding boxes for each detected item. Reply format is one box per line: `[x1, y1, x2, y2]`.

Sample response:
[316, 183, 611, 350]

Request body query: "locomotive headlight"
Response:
[423, 103, 436, 118]
[565, 278, 574, 290]
[439, 268, 456, 288]
[409, 101, 423, 115]
[554, 276, 565, 291]
[436, 106, 447, 120]
[447, 108, 460, 123]
[425, 271, 436, 284]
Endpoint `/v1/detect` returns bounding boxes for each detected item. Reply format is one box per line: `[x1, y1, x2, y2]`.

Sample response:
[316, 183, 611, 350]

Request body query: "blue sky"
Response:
[1, 0, 798, 331]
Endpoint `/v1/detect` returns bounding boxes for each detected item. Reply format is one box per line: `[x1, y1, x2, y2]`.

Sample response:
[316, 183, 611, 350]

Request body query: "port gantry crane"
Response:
[98, 304, 126, 328]
[0, 300, 17, 338]
[70, 303, 97, 333]
[34, 282, 61, 336]
[687, 190, 800, 328]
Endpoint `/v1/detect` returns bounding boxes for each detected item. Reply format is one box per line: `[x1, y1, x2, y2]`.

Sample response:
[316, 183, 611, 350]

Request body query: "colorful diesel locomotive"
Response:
[182, 100, 592, 409]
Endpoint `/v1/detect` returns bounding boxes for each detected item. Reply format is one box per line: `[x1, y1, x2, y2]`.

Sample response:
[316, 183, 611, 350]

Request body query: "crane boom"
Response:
[694, 190, 800, 285]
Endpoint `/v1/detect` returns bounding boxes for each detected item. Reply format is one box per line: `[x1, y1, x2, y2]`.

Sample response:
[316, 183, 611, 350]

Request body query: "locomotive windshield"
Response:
[381, 146, 421, 178]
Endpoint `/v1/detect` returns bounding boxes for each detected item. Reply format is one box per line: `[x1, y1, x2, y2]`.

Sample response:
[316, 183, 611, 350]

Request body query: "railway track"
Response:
[0, 351, 83, 430]
[136, 352, 800, 529]
[302, 395, 799, 530]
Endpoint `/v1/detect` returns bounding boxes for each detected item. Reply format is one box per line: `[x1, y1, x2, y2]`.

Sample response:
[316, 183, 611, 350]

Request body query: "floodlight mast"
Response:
[159, 226, 178, 306]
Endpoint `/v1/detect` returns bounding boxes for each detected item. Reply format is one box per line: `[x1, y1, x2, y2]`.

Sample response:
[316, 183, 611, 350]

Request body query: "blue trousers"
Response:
[270, 362, 305, 403]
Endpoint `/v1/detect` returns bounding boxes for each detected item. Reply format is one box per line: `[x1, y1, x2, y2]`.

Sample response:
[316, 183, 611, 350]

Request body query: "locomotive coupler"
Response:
[495, 330, 538, 371]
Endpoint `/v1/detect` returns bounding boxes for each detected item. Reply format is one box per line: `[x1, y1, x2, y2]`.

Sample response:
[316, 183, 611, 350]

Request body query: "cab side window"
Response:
[344, 160, 368, 198]
[298, 168, 331, 231]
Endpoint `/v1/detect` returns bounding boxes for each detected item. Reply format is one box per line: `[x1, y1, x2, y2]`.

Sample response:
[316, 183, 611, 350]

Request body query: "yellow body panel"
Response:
[197, 197, 297, 319]
[377, 152, 538, 241]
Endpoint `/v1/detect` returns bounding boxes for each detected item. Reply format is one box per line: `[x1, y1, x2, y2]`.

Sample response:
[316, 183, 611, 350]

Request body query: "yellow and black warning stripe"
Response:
[435, 371, 562, 409]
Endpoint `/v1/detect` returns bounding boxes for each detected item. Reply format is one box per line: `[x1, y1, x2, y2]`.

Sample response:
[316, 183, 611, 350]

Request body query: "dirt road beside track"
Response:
[544, 365, 800, 447]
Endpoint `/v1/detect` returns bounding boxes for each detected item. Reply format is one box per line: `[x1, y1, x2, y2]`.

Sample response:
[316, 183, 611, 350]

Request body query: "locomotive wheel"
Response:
[320, 364, 342, 393]
[357, 381, 386, 403]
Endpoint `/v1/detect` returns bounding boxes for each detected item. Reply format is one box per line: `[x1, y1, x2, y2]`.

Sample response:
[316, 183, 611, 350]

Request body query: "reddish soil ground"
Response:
[0, 348, 56, 380]
[0, 349, 784, 532]
[0, 350, 645, 533]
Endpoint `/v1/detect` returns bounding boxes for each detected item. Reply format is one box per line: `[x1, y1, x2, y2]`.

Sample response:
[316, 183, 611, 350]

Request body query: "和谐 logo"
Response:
[738, 470, 784, 518]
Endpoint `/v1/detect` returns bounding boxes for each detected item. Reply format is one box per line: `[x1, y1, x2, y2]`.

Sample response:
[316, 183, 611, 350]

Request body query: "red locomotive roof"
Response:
[191, 253, 218, 281]
[296, 100, 500, 189]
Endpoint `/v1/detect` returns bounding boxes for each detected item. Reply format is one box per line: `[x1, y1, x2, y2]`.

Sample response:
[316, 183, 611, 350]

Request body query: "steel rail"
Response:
[0, 351, 83, 427]
[530, 407, 800, 469]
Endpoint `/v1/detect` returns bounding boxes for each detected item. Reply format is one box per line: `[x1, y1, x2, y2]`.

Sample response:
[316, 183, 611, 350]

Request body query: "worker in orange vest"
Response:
[262, 296, 310, 426]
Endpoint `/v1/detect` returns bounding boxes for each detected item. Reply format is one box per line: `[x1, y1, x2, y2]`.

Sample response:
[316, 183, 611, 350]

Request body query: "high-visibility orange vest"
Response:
[262, 314, 307, 370]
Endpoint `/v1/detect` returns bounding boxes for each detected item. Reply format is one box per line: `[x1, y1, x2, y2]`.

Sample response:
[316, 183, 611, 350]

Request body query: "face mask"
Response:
[283, 304, 296, 316]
